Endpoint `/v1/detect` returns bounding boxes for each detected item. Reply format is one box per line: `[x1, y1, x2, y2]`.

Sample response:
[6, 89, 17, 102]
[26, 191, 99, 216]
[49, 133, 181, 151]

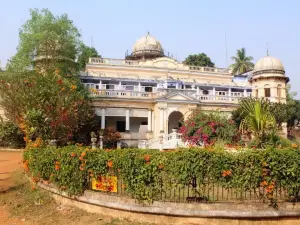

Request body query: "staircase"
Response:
[138, 130, 186, 150]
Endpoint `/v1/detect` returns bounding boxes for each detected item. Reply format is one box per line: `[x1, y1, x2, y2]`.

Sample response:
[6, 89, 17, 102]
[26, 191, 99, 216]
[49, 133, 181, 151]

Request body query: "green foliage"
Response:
[179, 110, 239, 145]
[24, 145, 300, 206]
[230, 48, 254, 75]
[239, 98, 276, 147]
[0, 70, 95, 144]
[183, 53, 215, 67]
[0, 120, 25, 147]
[7, 8, 81, 74]
[77, 44, 100, 71]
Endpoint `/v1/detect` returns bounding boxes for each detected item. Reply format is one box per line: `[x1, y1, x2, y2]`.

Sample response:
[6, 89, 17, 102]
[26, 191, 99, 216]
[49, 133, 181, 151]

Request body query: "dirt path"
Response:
[0, 150, 23, 192]
[0, 150, 27, 225]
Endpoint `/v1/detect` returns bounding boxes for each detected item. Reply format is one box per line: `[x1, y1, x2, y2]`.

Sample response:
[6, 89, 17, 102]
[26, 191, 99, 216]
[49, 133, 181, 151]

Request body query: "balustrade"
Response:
[88, 85, 248, 103]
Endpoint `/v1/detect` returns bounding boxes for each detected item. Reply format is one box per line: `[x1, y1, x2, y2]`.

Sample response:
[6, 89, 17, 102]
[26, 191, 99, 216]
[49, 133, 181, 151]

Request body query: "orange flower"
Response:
[107, 160, 113, 168]
[117, 169, 121, 173]
[90, 173, 94, 177]
[158, 164, 164, 169]
[55, 161, 60, 165]
[144, 154, 151, 162]
[55, 165, 60, 171]
[262, 162, 268, 167]
[260, 180, 268, 187]
[71, 85, 77, 90]
[81, 152, 86, 157]
[291, 143, 298, 149]
[70, 152, 76, 157]
[121, 184, 126, 189]
[79, 156, 84, 161]
[222, 170, 232, 177]
[31, 185, 36, 191]
[61, 87, 65, 91]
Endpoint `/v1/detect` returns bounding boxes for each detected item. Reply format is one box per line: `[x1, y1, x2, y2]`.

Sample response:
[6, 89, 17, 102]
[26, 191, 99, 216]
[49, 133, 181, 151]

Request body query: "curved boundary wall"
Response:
[38, 183, 300, 225]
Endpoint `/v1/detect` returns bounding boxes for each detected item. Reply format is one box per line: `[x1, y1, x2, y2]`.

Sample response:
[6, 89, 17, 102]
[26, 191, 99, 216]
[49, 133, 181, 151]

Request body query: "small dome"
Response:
[253, 56, 285, 74]
[132, 33, 164, 58]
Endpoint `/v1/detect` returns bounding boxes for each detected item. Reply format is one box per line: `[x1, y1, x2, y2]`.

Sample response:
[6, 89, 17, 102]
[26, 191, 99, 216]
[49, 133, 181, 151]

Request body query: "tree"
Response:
[230, 48, 254, 75]
[239, 98, 276, 147]
[183, 53, 215, 67]
[77, 44, 101, 71]
[7, 8, 81, 74]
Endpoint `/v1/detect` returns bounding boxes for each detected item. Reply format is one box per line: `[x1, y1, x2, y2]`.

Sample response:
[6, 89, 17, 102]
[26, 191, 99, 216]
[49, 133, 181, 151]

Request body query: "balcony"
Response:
[89, 88, 251, 103]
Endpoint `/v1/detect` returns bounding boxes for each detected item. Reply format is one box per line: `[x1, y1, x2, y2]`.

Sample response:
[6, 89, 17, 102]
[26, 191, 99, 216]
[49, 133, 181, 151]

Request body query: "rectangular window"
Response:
[116, 121, 125, 132]
[141, 121, 148, 125]
[145, 87, 153, 92]
[265, 88, 271, 97]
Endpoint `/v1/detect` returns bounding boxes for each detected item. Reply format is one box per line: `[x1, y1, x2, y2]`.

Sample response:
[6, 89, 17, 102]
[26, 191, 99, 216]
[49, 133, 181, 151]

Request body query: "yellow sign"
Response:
[91, 176, 117, 193]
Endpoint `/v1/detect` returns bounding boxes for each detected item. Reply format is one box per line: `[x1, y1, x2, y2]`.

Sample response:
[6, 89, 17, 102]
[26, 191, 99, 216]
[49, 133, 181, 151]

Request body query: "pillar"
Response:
[212, 87, 216, 100]
[196, 86, 199, 95]
[138, 82, 141, 92]
[159, 108, 164, 133]
[148, 110, 152, 132]
[244, 89, 247, 97]
[228, 88, 231, 101]
[101, 108, 105, 129]
[126, 108, 130, 131]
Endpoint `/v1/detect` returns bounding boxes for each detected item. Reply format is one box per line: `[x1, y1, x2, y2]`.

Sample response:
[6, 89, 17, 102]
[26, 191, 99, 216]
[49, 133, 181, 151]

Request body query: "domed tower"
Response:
[127, 33, 164, 60]
[250, 55, 289, 103]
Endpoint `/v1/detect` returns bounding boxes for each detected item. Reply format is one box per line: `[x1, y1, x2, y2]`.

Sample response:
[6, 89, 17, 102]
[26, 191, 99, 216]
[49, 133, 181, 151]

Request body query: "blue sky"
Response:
[0, 0, 299, 98]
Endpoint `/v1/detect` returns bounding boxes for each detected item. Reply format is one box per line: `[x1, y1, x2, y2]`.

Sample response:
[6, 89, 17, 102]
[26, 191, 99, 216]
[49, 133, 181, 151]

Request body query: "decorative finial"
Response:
[266, 42, 269, 56]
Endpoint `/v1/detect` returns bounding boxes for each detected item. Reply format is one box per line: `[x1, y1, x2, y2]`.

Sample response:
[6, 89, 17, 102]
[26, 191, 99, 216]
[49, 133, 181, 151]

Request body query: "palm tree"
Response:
[240, 98, 276, 147]
[230, 48, 254, 75]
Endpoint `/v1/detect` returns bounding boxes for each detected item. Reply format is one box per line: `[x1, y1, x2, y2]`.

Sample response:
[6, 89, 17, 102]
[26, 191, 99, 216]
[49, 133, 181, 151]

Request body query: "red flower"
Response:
[57, 79, 63, 85]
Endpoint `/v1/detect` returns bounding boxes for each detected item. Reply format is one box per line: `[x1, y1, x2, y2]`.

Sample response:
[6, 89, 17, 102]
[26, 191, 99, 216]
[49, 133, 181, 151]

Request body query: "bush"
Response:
[24, 145, 300, 206]
[0, 120, 25, 148]
[179, 110, 240, 146]
[102, 127, 121, 149]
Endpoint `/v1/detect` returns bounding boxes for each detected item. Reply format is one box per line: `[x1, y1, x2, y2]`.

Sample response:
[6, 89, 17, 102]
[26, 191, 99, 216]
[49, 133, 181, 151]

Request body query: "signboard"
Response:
[91, 176, 118, 193]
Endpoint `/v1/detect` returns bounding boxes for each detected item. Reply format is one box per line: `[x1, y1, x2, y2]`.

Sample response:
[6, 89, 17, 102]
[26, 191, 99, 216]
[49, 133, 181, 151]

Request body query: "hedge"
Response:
[23, 145, 300, 207]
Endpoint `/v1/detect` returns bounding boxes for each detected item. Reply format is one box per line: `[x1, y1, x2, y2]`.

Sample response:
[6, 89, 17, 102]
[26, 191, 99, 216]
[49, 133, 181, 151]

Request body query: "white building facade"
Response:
[80, 34, 289, 148]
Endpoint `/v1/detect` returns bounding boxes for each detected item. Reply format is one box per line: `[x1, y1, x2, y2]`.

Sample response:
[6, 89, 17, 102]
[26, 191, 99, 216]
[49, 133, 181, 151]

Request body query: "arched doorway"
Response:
[168, 111, 184, 133]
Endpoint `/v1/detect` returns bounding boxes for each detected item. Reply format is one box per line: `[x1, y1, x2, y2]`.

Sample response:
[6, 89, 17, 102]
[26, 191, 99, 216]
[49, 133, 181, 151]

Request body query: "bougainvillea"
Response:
[179, 110, 240, 146]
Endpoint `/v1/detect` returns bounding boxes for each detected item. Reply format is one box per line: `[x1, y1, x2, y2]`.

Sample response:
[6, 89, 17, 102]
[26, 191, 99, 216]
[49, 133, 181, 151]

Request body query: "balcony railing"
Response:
[89, 88, 250, 102]
[89, 57, 231, 74]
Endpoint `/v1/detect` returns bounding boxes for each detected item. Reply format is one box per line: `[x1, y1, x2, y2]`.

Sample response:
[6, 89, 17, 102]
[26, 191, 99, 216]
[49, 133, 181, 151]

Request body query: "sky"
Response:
[0, 0, 299, 98]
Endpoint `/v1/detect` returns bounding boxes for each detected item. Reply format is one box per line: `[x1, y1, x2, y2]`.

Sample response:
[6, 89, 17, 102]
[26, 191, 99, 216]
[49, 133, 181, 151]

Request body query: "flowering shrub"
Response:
[24, 145, 300, 207]
[0, 70, 95, 144]
[179, 110, 240, 146]
[102, 127, 121, 149]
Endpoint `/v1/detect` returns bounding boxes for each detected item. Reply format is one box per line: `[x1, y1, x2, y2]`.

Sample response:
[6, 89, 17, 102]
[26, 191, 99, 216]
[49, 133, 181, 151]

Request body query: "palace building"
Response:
[79, 33, 289, 148]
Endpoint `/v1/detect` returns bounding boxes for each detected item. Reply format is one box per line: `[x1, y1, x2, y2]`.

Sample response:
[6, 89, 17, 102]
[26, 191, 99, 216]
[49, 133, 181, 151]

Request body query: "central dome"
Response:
[131, 33, 164, 59]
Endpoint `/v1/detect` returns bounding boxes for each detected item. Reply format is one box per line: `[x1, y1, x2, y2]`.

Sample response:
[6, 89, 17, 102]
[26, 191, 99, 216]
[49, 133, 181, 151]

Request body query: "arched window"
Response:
[264, 84, 271, 97]
[277, 84, 282, 99]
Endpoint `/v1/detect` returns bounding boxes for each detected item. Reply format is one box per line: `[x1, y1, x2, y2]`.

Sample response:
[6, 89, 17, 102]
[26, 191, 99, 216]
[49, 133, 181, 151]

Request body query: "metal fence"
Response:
[87, 175, 299, 204]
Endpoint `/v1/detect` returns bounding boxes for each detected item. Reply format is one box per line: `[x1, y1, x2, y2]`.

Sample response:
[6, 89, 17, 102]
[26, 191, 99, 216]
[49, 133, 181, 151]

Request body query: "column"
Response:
[159, 108, 164, 133]
[119, 81, 122, 90]
[196, 86, 199, 95]
[244, 89, 247, 97]
[101, 108, 105, 129]
[138, 82, 141, 92]
[212, 87, 216, 100]
[125, 108, 130, 131]
[228, 88, 232, 101]
[148, 110, 152, 132]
